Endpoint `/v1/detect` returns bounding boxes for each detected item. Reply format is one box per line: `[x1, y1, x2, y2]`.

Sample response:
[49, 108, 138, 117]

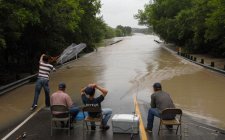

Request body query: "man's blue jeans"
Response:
[70, 106, 80, 123]
[90, 108, 112, 127]
[70, 106, 80, 120]
[32, 78, 50, 107]
[147, 108, 160, 129]
[102, 108, 112, 126]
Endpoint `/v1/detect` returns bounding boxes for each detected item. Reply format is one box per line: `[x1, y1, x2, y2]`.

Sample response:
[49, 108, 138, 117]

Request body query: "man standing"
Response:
[31, 54, 55, 111]
[81, 83, 112, 131]
[50, 83, 80, 126]
[146, 82, 175, 132]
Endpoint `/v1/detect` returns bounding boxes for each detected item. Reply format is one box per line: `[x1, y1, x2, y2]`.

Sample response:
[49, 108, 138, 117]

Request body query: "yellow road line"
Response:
[134, 96, 148, 140]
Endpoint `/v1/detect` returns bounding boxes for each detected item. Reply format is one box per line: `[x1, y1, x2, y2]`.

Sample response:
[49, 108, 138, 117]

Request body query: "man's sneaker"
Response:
[100, 125, 110, 131]
[91, 126, 96, 130]
[44, 106, 50, 111]
[30, 105, 37, 111]
[145, 127, 152, 133]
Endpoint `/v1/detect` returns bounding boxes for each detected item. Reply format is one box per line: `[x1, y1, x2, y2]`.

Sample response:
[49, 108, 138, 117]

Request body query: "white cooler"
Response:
[112, 114, 139, 134]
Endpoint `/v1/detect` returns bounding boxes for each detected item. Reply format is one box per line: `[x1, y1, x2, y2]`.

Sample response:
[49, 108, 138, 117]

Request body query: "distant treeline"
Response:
[0, 0, 132, 81]
[135, 0, 225, 57]
[132, 27, 153, 34]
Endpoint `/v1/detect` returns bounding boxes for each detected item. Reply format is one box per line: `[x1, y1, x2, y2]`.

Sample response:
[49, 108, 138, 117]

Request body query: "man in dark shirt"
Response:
[146, 82, 175, 132]
[81, 83, 112, 131]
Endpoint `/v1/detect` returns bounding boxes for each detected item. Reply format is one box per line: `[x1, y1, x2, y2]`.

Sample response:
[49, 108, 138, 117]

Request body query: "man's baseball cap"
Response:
[84, 86, 95, 96]
[58, 82, 66, 89]
[153, 82, 162, 89]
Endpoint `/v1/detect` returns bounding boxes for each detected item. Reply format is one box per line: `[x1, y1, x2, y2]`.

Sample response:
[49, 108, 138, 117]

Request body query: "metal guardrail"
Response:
[177, 52, 225, 75]
[0, 74, 38, 96]
[0, 63, 65, 96]
[0, 49, 80, 96]
[0, 39, 124, 96]
[161, 44, 225, 75]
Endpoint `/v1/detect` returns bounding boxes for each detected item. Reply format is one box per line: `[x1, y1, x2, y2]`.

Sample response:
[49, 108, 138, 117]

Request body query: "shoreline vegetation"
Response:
[135, 0, 225, 57]
[0, 37, 124, 95]
[0, 0, 136, 86]
[1, 0, 224, 89]
[0, 36, 127, 96]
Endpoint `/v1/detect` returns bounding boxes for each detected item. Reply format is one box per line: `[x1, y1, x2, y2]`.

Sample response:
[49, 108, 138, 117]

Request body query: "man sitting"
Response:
[146, 82, 175, 132]
[81, 83, 112, 131]
[51, 82, 79, 128]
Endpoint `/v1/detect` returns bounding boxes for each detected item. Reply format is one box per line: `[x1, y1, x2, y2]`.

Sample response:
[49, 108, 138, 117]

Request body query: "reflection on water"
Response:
[1, 34, 225, 133]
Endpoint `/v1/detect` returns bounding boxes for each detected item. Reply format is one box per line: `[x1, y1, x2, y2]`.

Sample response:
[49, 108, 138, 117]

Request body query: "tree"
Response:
[205, 0, 225, 56]
[116, 25, 132, 36]
[104, 25, 116, 39]
[135, 0, 225, 57]
[0, 0, 44, 72]
[175, 9, 195, 47]
[0, 0, 82, 73]
[73, 0, 102, 52]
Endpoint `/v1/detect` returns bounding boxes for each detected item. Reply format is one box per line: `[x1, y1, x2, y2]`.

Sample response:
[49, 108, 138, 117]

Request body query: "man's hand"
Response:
[88, 83, 96, 88]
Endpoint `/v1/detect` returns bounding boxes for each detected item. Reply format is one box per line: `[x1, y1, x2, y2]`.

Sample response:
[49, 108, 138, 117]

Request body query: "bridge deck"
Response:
[2, 97, 225, 140]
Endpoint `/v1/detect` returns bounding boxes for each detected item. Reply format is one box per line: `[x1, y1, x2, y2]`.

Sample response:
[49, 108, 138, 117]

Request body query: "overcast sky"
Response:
[100, 0, 150, 28]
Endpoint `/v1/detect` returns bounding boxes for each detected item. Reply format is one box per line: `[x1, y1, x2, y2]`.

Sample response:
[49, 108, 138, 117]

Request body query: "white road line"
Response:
[2, 108, 40, 140]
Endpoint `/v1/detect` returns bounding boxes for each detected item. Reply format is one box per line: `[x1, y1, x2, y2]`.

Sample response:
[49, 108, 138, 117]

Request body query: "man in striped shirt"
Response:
[31, 54, 56, 111]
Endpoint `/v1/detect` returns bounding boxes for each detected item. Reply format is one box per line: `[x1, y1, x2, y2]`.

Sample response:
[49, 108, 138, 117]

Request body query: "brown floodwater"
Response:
[1, 33, 225, 133]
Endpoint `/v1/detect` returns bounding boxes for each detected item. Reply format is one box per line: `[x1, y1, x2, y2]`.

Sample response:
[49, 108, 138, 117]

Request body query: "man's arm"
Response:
[80, 87, 87, 104]
[39, 54, 45, 63]
[89, 83, 108, 97]
[80, 87, 86, 95]
[66, 95, 73, 108]
[150, 94, 156, 108]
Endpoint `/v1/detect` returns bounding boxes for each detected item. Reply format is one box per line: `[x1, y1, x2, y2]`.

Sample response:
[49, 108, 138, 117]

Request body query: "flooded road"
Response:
[1, 34, 225, 133]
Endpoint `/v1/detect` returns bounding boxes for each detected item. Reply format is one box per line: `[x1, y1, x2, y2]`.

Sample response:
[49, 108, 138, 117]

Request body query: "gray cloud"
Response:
[100, 0, 149, 28]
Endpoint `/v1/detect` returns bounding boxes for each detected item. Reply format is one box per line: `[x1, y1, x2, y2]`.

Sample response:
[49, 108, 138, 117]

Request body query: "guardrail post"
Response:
[190, 56, 193, 60]
[193, 57, 196, 61]
[201, 59, 204, 64]
[211, 62, 214, 67]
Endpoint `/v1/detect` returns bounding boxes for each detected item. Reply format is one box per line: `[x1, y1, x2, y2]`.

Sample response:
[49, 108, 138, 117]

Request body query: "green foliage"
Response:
[73, 0, 105, 52]
[175, 9, 194, 45]
[205, 0, 225, 56]
[0, 0, 134, 77]
[116, 25, 132, 36]
[115, 28, 123, 37]
[136, 0, 225, 57]
[205, 0, 225, 40]
[0, 0, 82, 74]
[104, 26, 116, 39]
[0, 38, 6, 49]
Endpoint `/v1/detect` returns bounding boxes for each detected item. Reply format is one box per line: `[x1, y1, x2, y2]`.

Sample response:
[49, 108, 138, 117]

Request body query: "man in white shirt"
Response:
[31, 54, 55, 111]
